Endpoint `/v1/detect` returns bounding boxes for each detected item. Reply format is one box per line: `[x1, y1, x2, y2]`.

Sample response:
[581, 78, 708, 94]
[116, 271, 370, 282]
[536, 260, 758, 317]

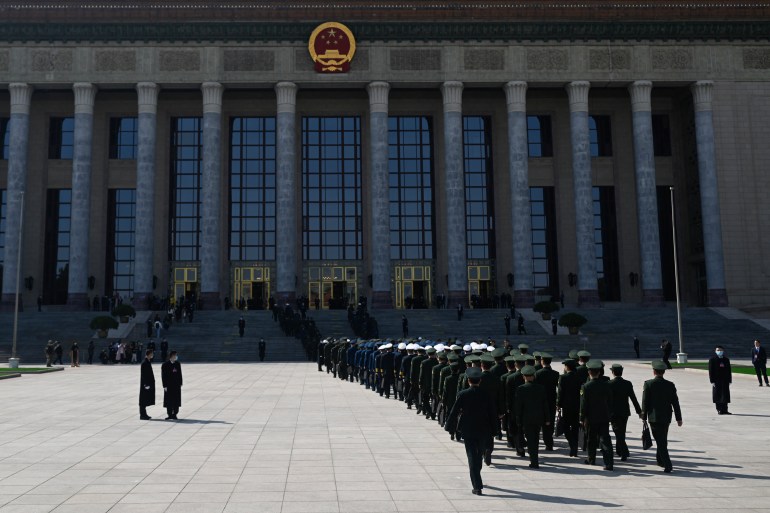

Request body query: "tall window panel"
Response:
[463, 116, 495, 260]
[48, 117, 74, 160]
[593, 186, 621, 301]
[0, 189, 6, 292]
[230, 117, 277, 262]
[389, 116, 434, 260]
[530, 187, 560, 299]
[109, 117, 138, 160]
[589, 115, 613, 157]
[652, 114, 672, 157]
[169, 117, 202, 261]
[43, 189, 72, 305]
[527, 115, 553, 158]
[106, 189, 136, 299]
[0, 118, 9, 159]
[302, 116, 362, 261]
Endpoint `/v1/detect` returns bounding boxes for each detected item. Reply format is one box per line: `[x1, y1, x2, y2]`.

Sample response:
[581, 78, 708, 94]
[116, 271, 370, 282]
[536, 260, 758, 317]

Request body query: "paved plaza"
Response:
[1, 360, 769, 513]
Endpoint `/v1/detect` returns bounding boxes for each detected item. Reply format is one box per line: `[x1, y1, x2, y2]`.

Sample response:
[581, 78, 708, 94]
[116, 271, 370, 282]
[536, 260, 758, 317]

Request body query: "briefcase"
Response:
[555, 413, 565, 437]
[641, 421, 653, 450]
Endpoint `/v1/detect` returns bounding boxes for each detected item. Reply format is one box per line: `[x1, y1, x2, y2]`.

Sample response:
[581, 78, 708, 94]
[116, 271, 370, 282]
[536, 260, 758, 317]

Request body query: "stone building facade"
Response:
[1, 1, 769, 310]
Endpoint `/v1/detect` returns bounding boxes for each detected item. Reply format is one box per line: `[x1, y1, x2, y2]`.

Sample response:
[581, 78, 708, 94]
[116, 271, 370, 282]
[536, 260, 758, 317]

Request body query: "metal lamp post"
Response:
[670, 187, 687, 364]
[9, 192, 24, 369]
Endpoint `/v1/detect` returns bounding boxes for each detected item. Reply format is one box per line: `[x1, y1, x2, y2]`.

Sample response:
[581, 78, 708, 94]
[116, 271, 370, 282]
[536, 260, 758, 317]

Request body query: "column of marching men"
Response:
[318, 337, 683, 494]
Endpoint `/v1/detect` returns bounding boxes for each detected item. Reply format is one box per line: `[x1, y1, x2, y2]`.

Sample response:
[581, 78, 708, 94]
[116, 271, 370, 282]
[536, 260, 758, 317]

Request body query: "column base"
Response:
[577, 289, 601, 307]
[447, 290, 469, 308]
[513, 289, 534, 309]
[199, 292, 221, 310]
[371, 291, 393, 309]
[641, 289, 666, 307]
[707, 288, 728, 307]
[275, 291, 296, 306]
[66, 293, 90, 311]
[0, 293, 23, 312]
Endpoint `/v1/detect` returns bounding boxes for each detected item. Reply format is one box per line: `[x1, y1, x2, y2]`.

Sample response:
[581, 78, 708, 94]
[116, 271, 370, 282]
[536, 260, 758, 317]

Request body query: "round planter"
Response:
[541, 313, 551, 321]
[98, 329, 108, 338]
[568, 326, 579, 335]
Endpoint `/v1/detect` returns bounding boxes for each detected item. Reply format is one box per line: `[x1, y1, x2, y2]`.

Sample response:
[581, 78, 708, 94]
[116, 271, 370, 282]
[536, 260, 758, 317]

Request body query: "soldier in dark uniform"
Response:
[535, 352, 559, 451]
[317, 339, 327, 371]
[709, 345, 732, 415]
[238, 316, 245, 337]
[575, 350, 591, 383]
[400, 344, 416, 401]
[557, 358, 582, 457]
[518, 343, 529, 355]
[161, 350, 183, 420]
[445, 367, 498, 496]
[408, 346, 427, 411]
[420, 348, 440, 418]
[505, 355, 527, 456]
[499, 356, 517, 447]
[533, 352, 543, 371]
[504, 314, 511, 336]
[642, 360, 683, 473]
[139, 349, 155, 420]
[608, 363, 642, 461]
[441, 362, 461, 436]
[515, 365, 551, 468]
[380, 343, 396, 398]
[431, 351, 449, 419]
[580, 359, 614, 470]
[479, 354, 501, 464]
[259, 338, 266, 362]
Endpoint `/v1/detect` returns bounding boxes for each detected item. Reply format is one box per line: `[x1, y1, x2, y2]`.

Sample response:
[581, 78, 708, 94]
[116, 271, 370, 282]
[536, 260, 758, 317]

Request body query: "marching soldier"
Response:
[534, 352, 559, 451]
[420, 348, 440, 418]
[557, 358, 582, 457]
[642, 360, 683, 473]
[408, 346, 428, 410]
[505, 355, 527, 456]
[515, 365, 551, 468]
[431, 351, 450, 419]
[441, 362, 462, 436]
[580, 360, 614, 471]
[608, 363, 642, 461]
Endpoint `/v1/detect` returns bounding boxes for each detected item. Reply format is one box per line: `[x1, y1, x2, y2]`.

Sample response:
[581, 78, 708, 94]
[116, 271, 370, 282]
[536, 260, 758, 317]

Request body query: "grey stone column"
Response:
[566, 81, 600, 306]
[442, 81, 468, 307]
[67, 83, 97, 310]
[504, 81, 534, 308]
[275, 82, 298, 304]
[132, 82, 159, 308]
[1, 83, 33, 311]
[367, 82, 392, 309]
[199, 82, 224, 309]
[691, 81, 728, 306]
[629, 81, 664, 305]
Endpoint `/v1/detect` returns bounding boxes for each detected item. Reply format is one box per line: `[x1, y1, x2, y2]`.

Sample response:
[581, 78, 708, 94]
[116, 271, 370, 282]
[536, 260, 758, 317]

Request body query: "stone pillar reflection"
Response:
[691, 80, 728, 306]
[67, 83, 97, 309]
[504, 81, 534, 308]
[1, 83, 33, 310]
[566, 81, 600, 306]
[133, 82, 159, 307]
[367, 81, 392, 309]
[275, 82, 298, 304]
[442, 81, 468, 307]
[629, 81, 664, 305]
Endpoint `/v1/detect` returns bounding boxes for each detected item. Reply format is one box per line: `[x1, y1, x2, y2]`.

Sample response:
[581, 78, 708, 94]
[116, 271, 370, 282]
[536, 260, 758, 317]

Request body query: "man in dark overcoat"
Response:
[161, 350, 183, 420]
[139, 349, 155, 420]
[709, 345, 732, 415]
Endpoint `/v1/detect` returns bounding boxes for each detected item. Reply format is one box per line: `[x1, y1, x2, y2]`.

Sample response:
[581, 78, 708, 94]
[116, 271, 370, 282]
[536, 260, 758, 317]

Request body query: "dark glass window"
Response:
[48, 117, 74, 160]
[652, 114, 672, 157]
[593, 186, 620, 301]
[530, 187, 559, 298]
[109, 117, 138, 159]
[43, 189, 71, 304]
[230, 117, 277, 262]
[463, 116, 495, 260]
[106, 189, 136, 300]
[589, 115, 613, 157]
[657, 186, 676, 301]
[302, 116, 362, 261]
[388, 116, 434, 260]
[169, 117, 202, 261]
[0, 189, 5, 292]
[0, 118, 9, 160]
[527, 115, 553, 157]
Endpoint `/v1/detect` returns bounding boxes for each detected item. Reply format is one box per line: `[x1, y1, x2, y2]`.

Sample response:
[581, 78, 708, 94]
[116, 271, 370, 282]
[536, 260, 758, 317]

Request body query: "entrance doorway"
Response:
[395, 265, 431, 309]
[468, 265, 493, 308]
[233, 267, 270, 310]
[308, 266, 357, 309]
[172, 267, 199, 306]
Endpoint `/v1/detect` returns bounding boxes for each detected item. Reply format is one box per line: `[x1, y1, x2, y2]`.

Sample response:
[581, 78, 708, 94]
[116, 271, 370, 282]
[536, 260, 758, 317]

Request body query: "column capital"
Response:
[8, 83, 33, 115]
[73, 83, 97, 115]
[275, 82, 298, 114]
[504, 81, 528, 113]
[201, 82, 223, 114]
[136, 82, 159, 115]
[566, 80, 591, 112]
[691, 80, 714, 112]
[367, 81, 390, 114]
[441, 81, 464, 113]
[629, 80, 653, 113]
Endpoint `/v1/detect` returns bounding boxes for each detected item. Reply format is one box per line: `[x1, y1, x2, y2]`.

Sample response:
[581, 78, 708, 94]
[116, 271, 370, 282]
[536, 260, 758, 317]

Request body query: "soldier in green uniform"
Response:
[534, 352, 559, 451]
[557, 358, 582, 457]
[431, 351, 450, 420]
[515, 365, 551, 468]
[407, 346, 427, 411]
[500, 355, 517, 447]
[575, 350, 591, 383]
[642, 360, 683, 473]
[533, 351, 543, 371]
[608, 363, 642, 461]
[518, 343, 529, 355]
[419, 347, 440, 418]
[479, 354, 501, 465]
[442, 362, 462, 437]
[505, 355, 528, 456]
[580, 359, 614, 470]
[438, 352, 458, 425]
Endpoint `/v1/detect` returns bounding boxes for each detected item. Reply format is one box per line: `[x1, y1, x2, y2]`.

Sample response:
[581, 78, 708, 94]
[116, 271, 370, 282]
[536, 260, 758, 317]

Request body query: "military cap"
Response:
[463, 344, 473, 352]
[562, 358, 577, 366]
[437, 351, 448, 359]
[651, 360, 668, 371]
[480, 354, 495, 364]
[521, 365, 537, 376]
[466, 367, 483, 380]
[464, 355, 475, 364]
[586, 359, 603, 370]
[539, 352, 553, 359]
[504, 356, 517, 363]
[472, 350, 485, 356]
[515, 354, 528, 363]
[509, 349, 521, 356]
[450, 344, 462, 351]
[447, 352, 460, 362]
[398, 342, 407, 350]
[492, 348, 507, 358]
[426, 348, 437, 355]
[518, 343, 530, 350]
[568, 349, 579, 359]
[533, 351, 542, 358]
[449, 362, 461, 370]
[467, 355, 481, 365]
[577, 350, 592, 358]
[416, 346, 427, 352]
[525, 355, 536, 362]
[611, 363, 624, 371]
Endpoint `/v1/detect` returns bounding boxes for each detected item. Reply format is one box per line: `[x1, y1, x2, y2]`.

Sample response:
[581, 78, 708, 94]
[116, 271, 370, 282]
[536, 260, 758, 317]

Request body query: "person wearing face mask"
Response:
[161, 351, 183, 420]
[709, 345, 732, 415]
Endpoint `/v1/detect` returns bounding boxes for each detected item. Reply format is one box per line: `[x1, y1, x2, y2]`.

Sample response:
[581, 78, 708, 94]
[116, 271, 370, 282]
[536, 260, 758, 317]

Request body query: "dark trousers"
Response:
[380, 377, 394, 398]
[755, 363, 769, 384]
[611, 417, 630, 458]
[402, 380, 411, 400]
[563, 414, 580, 456]
[663, 355, 672, 369]
[715, 402, 729, 413]
[634, 345, 640, 358]
[650, 422, 671, 469]
[420, 388, 433, 417]
[523, 425, 541, 465]
[166, 406, 179, 418]
[87, 351, 94, 365]
[542, 411, 556, 449]
[139, 406, 149, 418]
[586, 421, 614, 468]
[259, 350, 265, 362]
[463, 437, 487, 491]
[407, 385, 419, 408]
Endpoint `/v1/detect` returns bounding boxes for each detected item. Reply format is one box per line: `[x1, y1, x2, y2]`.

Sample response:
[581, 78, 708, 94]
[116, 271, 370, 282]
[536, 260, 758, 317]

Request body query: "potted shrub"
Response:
[533, 301, 559, 320]
[111, 304, 136, 323]
[90, 315, 119, 338]
[558, 312, 587, 335]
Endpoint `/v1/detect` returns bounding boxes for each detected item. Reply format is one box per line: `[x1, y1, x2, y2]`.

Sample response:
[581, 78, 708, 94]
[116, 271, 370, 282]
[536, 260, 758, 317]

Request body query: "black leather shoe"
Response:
[603, 466, 614, 471]
[722, 411, 732, 415]
[472, 489, 482, 495]
[529, 463, 540, 469]
[484, 454, 492, 466]
[663, 467, 673, 473]
[584, 459, 595, 465]
[165, 416, 173, 420]
[140, 415, 151, 420]
[621, 456, 628, 461]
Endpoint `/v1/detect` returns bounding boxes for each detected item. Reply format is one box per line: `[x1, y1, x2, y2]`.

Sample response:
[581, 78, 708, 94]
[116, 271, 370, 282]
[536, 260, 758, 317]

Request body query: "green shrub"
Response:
[558, 313, 587, 328]
[533, 301, 560, 314]
[111, 304, 136, 318]
[90, 316, 119, 331]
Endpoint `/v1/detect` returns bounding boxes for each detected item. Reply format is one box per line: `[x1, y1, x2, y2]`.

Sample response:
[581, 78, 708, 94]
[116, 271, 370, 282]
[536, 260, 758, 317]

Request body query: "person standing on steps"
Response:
[160, 338, 168, 363]
[87, 340, 95, 365]
[551, 317, 558, 336]
[633, 336, 640, 359]
[504, 314, 511, 336]
[751, 339, 768, 386]
[259, 338, 266, 362]
[457, 304, 464, 321]
[517, 314, 527, 335]
[709, 345, 732, 415]
[161, 351, 183, 420]
[139, 349, 155, 420]
[238, 316, 246, 338]
[402, 315, 409, 338]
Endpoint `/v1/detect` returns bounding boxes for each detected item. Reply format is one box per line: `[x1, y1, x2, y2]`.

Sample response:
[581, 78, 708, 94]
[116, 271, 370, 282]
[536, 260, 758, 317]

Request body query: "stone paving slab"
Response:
[1, 361, 770, 513]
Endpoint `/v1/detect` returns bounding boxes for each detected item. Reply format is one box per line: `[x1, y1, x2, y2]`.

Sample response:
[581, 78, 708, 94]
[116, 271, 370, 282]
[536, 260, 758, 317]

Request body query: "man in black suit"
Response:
[752, 340, 769, 386]
[445, 367, 498, 496]
[161, 350, 183, 420]
[139, 349, 155, 420]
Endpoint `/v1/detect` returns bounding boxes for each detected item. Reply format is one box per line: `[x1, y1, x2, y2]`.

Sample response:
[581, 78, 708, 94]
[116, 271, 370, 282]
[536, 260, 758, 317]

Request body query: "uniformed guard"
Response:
[518, 343, 529, 355]
[534, 352, 559, 451]
[576, 350, 591, 383]
[580, 359, 614, 470]
[479, 354, 501, 465]
[608, 363, 642, 461]
[408, 346, 428, 411]
[138, 349, 155, 420]
[515, 365, 551, 468]
[400, 343, 416, 401]
[533, 351, 543, 371]
[557, 358, 582, 457]
[442, 362, 462, 436]
[431, 351, 449, 419]
[420, 347, 440, 418]
[641, 360, 683, 473]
